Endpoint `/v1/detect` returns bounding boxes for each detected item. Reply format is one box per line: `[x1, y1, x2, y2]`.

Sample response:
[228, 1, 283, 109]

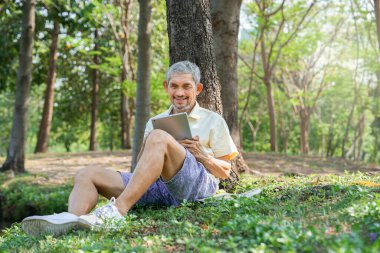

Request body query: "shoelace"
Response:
[93, 197, 117, 219]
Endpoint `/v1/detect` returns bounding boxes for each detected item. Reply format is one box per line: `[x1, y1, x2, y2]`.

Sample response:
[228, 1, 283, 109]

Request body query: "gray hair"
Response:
[166, 61, 201, 84]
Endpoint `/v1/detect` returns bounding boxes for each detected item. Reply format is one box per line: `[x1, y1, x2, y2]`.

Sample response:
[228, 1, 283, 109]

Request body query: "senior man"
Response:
[21, 61, 238, 236]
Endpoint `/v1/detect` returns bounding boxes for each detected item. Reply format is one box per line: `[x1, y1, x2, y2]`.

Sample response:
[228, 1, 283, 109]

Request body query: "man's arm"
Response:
[179, 136, 231, 179]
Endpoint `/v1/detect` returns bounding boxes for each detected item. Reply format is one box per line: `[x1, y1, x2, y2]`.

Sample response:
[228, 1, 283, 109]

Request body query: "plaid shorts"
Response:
[119, 150, 219, 206]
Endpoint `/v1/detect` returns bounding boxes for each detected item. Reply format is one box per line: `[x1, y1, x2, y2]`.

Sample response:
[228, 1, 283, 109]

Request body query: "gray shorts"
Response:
[119, 150, 219, 206]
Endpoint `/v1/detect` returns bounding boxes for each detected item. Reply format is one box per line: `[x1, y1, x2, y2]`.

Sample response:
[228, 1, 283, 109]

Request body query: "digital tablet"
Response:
[152, 112, 192, 140]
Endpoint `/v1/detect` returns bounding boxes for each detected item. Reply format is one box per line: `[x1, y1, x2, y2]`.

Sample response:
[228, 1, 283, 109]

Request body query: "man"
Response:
[21, 61, 238, 236]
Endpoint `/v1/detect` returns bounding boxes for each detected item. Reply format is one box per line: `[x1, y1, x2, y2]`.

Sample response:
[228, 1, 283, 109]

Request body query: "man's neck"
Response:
[171, 103, 196, 115]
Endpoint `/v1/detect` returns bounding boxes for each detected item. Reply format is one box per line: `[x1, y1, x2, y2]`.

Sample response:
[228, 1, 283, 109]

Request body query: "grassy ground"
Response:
[0, 152, 380, 252]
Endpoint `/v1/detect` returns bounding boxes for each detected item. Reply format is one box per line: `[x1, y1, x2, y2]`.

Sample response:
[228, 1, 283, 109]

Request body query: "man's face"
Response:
[164, 73, 203, 113]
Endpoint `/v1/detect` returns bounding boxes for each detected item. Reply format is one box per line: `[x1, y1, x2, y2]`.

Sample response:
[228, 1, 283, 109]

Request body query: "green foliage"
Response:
[0, 1, 21, 92]
[0, 0, 379, 161]
[1, 173, 380, 252]
[0, 91, 13, 156]
[0, 174, 71, 222]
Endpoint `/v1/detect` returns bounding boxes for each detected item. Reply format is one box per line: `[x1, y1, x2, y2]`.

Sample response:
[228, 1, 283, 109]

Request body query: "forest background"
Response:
[0, 0, 379, 170]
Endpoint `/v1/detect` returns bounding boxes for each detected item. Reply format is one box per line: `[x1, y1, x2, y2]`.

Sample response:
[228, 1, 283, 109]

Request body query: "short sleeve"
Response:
[209, 116, 239, 160]
[143, 119, 154, 140]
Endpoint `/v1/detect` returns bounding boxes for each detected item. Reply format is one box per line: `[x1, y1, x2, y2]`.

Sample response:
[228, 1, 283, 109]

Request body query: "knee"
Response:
[74, 168, 96, 184]
[146, 129, 173, 146]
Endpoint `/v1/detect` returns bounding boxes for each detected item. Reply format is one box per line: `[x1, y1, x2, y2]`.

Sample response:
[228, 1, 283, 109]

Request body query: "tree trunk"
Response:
[211, 0, 248, 172]
[120, 90, 131, 149]
[35, 17, 59, 153]
[326, 124, 334, 157]
[265, 80, 277, 152]
[211, 0, 241, 143]
[89, 29, 99, 151]
[166, 0, 222, 114]
[132, 0, 152, 171]
[1, 0, 35, 173]
[166, 0, 241, 190]
[341, 89, 358, 157]
[120, 1, 133, 150]
[355, 113, 365, 161]
[299, 112, 310, 155]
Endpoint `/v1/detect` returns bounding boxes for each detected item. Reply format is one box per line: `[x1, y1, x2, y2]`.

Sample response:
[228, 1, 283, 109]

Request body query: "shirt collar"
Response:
[188, 102, 201, 119]
[166, 102, 201, 120]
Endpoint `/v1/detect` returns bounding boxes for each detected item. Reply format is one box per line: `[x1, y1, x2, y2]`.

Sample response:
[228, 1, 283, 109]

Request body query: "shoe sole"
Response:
[77, 217, 93, 230]
[21, 219, 79, 237]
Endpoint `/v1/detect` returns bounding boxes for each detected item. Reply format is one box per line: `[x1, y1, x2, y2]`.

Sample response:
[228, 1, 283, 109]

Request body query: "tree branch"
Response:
[269, 1, 315, 75]
[238, 54, 263, 81]
[265, 0, 285, 17]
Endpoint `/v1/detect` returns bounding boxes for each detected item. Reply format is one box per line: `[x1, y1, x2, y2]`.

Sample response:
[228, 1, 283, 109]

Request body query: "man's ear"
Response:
[196, 83, 204, 95]
[163, 80, 168, 92]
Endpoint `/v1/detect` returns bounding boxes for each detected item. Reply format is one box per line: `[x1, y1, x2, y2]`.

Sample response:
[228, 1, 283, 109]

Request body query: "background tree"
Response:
[279, 24, 340, 154]
[89, 28, 100, 151]
[132, 0, 152, 170]
[211, 0, 248, 172]
[1, 0, 36, 173]
[244, 0, 315, 151]
[35, 7, 60, 153]
[166, 0, 241, 189]
[211, 0, 242, 144]
[166, 0, 222, 114]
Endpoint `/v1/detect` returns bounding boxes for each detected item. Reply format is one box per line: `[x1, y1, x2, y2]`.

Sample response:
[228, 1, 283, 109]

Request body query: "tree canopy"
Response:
[0, 0, 379, 165]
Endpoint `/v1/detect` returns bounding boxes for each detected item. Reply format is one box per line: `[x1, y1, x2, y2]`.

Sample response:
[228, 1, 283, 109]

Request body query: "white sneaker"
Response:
[78, 197, 124, 229]
[21, 212, 79, 237]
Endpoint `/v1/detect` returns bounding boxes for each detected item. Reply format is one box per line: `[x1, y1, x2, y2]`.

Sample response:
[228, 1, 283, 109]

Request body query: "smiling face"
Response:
[164, 73, 203, 114]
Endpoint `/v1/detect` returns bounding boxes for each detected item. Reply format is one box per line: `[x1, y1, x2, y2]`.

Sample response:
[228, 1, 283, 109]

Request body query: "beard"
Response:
[172, 103, 192, 113]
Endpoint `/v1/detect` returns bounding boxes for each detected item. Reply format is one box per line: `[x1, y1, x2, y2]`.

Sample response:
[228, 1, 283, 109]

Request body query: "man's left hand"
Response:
[178, 136, 209, 162]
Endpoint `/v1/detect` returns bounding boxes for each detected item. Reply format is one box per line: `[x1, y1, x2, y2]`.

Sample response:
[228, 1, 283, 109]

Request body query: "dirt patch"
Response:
[1, 151, 379, 185]
[1, 151, 131, 185]
[243, 152, 380, 176]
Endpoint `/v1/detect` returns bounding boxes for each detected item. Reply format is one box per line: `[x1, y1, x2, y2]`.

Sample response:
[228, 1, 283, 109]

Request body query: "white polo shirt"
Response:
[144, 102, 238, 160]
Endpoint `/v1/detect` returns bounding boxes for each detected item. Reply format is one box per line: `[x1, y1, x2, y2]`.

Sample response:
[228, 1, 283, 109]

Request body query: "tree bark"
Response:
[89, 28, 99, 151]
[131, 0, 152, 171]
[35, 17, 59, 153]
[211, 0, 241, 143]
[166, 0, 222, 114]
[1, 0, 35, 173]
[210, 0, 248, 172]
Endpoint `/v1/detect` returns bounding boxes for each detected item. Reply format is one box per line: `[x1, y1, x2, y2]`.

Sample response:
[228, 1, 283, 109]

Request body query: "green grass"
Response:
[1, 173, 380, 252]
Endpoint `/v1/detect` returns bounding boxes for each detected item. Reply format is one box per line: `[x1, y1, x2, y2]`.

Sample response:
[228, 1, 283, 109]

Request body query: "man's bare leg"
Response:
[115, 129, 186, 215]
[68, 168, 126, 216]
[67, 133, 152, 216]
